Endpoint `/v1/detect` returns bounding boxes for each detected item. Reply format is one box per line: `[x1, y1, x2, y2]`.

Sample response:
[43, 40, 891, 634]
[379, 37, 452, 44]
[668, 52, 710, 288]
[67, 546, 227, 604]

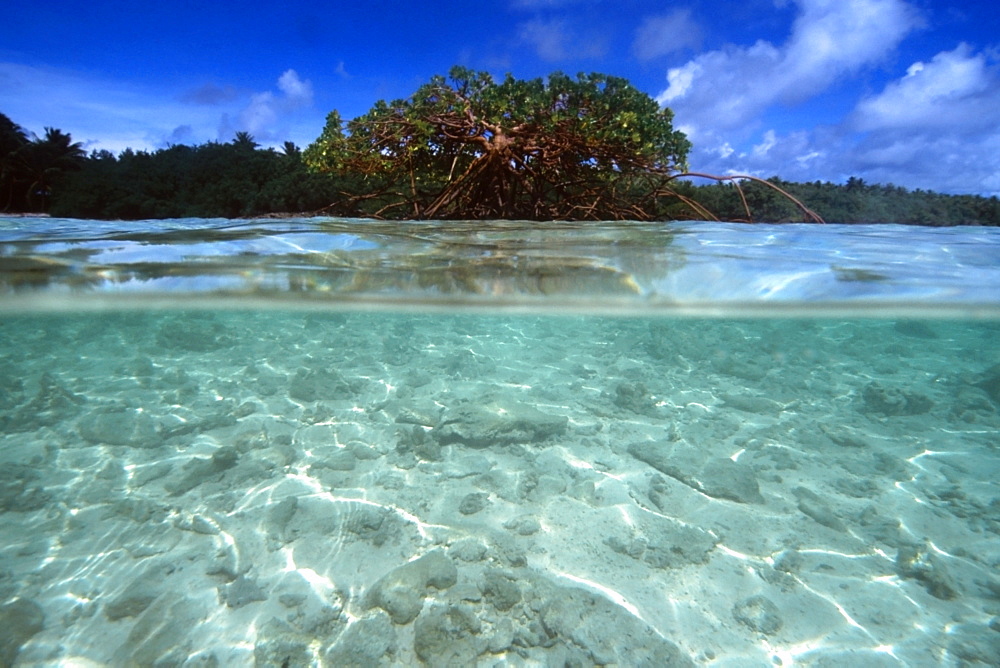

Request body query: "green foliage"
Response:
[686, 176, 1000, 226]
[48, 136, 343, 219]
[304, 67, 691, 219]
[1, 113, 31, 211]
[1, 114, 85, 212]
[4, 108, 998, 225]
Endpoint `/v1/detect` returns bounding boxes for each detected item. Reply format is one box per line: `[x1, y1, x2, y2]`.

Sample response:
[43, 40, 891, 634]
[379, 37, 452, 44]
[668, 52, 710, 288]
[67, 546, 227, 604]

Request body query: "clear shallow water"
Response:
[3, 217, 999, 312]
[1, 218, 999, 666]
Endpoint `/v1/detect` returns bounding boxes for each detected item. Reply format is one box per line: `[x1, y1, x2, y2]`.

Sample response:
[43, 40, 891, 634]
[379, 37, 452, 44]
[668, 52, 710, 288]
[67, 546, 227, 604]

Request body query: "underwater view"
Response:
[1, 218, 999, 666]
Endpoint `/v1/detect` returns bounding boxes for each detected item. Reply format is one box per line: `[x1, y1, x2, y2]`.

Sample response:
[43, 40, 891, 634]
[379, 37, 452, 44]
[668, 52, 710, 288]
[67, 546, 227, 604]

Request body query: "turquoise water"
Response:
[1, 218, 999, 666]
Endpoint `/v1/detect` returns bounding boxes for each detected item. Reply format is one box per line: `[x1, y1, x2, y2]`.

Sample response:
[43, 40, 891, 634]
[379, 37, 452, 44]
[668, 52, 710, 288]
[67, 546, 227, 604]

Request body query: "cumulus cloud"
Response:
[643, 0, 1000, 194]
[658, 0, 920, 133]
[0, 61, 320, 153]
[678, 39, 1000, 195]
[852, 44, 997, 132]
[166, 125, 195, 145]
[632, 10, 702, 61]
[0, 61, 211, 153]
[232, 69, 314, 141]
[847, 43, 1000, 194]
[277, 69, 313, 107]
[517, 18, 606, 61]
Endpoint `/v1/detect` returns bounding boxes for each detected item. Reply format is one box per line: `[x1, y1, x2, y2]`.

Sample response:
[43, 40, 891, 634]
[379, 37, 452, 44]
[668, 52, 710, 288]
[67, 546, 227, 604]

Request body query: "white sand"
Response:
[1, 312, 998, 666]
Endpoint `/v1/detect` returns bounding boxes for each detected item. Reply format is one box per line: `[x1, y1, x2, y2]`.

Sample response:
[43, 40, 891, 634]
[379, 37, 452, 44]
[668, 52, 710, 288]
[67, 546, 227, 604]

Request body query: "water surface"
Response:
[1, 218, 998, 666]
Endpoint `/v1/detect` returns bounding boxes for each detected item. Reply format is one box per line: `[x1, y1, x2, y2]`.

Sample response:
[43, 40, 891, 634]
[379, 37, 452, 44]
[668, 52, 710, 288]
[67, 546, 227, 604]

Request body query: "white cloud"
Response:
[752, 130, 778, 158]
[0, 61, 209, 153]
[334, 61, 351, 78]
[644, 0, 1000, 195]
[516, 18, 605, 61]
[657, 0, 920, 131]
[231, 69, 315, 141]
[0, 62, 319, 153]
[780, 0, 918, 102]
[277, 69, 313, 107]
[632, 10, 702, 61]
[852, 44, 996, 132]
[843, 43, 1000, 194]
[518, 19, 571, 61]
[238, 93, 280, 137]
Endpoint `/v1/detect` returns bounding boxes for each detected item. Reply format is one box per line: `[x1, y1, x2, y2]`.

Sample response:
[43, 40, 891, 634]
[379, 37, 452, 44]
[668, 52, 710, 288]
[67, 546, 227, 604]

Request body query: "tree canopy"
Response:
[304, 67, 691, 220]
[47, 137, 340, 219]
[3, 105, 998, 225]
[1, 113, 85, 212]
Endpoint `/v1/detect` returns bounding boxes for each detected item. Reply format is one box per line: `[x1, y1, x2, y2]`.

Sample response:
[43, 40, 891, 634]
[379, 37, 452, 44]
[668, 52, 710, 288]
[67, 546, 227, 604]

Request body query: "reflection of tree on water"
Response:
[0, 218, 688, 300]
[286, 221, 687, 298]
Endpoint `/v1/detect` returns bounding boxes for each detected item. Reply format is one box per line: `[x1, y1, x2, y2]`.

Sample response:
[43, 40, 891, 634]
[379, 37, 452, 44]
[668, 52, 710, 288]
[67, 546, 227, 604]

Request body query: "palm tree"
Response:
[0, 113, 30, 211]
[232, 131, 259, 151]
[19, 127, 86, 211]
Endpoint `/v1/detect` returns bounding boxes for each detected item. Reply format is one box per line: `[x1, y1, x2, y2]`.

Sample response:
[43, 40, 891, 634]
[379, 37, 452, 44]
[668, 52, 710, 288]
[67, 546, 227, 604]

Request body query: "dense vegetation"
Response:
[672, 176, 1000, 226]
[304, 67, 690, 220]
[2, 113, 86, 213]
[48, 135, 340, 219]
[4, 82, 1000, 225]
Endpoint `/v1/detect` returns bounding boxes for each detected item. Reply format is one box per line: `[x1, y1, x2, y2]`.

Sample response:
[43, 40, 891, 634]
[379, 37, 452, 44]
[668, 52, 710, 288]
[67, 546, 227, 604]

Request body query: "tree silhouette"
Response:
[21, 128, 86, 211]
[1, 113, 31, 211]
[233, 132, 259, 151]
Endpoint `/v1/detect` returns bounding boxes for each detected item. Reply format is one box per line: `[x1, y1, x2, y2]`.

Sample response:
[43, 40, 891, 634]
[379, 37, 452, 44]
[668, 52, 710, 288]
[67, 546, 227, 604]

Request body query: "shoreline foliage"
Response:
[1, 113, 86, 213]
[43, 135, 340, 219]
[2, 104, 999, 225]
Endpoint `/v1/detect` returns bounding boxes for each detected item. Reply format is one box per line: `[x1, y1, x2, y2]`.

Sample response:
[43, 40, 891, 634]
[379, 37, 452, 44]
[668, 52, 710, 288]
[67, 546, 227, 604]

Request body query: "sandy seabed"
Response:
[1, 311, 999, 666]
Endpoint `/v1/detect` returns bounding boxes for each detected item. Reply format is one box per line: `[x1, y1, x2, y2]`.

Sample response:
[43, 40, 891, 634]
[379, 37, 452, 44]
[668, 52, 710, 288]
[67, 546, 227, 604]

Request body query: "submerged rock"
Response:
[288, 367, 357, 402]
[699, 457, 766, 504]
[896, 541, 960, 600]
[946, 622, 1000, 664]
[365, 550, 458, 624]
[413, 604, 485, 664]
[12, 371, 86, 430]
[111, 591, 207, 666]
[433, 400, 567, 447]
[78, 407, 163, 447]
[164, 446, 238, 496]
[0, 598, 44, 667]
[611, 381, 663, 417]
[0, 464, 51, 512]
[155, 316, 232, 352]
[253, 618, 314, 668]
[458, 492, 490, 515]
[479, 570, 522, 611]
[221, 574, 268, 609]
[629, 442, 765, 504]
[606, 514, 718, 569]
[323, 610, 396, 666]
[732, 595, 783, 635]
[104, 561, 173, 620]
[794, 486, 847, 532]
[860, 382, 933, 416]
[893, 320, 939, 339]
[503, 515, 541, 536]
[537, 582, 695, 666]
[972, 362, 1000, 405]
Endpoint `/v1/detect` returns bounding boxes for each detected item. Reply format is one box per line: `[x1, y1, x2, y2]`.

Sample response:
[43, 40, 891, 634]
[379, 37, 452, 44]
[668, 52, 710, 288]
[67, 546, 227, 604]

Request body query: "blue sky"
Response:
[2, 0, 998, 195]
